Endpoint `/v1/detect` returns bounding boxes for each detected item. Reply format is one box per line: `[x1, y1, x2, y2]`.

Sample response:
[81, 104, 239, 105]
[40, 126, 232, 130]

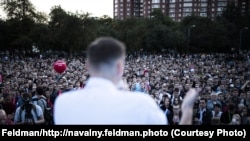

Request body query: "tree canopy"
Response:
[0, 0, 249, 57]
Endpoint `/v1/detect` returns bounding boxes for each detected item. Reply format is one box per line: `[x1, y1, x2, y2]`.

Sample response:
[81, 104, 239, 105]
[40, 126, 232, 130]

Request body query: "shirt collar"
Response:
[200, 108, 206, 113]
[85, 77, 117, 91]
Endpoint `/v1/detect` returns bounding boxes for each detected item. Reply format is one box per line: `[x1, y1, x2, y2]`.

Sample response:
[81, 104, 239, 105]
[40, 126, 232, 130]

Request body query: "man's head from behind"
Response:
[86, 37, 126, 84]
[36, 86, 44, 96]
[22, 92, 32, 103]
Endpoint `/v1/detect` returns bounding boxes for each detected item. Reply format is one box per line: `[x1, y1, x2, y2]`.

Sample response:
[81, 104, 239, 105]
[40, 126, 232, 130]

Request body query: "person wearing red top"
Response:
[1, 94, 16, 121]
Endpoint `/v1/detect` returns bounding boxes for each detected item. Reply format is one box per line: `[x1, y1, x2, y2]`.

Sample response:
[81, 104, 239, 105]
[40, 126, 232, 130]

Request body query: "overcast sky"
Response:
[0, 0, 113, 18]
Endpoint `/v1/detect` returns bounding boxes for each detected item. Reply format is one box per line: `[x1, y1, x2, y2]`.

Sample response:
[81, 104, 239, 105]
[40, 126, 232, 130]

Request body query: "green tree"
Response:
[169, 25, 187, 53]
[115, 17, 148, 53]
[1, 0, 36, 20]
[180, 16, 228, 53]
[1, 0, 39, 54]
[48, 6, 87, 57]
[0, 19, 8, 51]
[144, 24, 170, 52]
[29, 23, 50, 52]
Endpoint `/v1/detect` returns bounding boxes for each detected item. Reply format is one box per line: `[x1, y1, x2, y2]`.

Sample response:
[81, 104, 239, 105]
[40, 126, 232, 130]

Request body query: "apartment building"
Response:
[113, 0, 249, 21]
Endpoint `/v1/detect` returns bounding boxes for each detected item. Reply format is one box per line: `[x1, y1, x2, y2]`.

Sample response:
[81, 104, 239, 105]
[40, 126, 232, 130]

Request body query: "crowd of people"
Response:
[0, 48, 250, 125]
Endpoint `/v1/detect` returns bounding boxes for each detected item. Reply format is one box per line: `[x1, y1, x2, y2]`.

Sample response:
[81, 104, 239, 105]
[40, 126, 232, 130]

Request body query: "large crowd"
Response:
[0, 51, 250, 125]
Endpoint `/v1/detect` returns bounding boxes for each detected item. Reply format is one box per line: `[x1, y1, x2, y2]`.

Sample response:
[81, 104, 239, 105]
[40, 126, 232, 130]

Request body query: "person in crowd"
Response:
[0, 109, 14, 125]
[1, 91, 16, 122]
[194, 98, 213, 125]
[211, 103, 223, 119]
[217, 93, 227, 112]
[240, 106, 250, 125]
[160, 97, 173, 125]
[207, 91, 222, 111]
[14, 93, 45, 125]
[172, 104, 182, 125]
[220, 103, 236, 125]
[229, 113, 242, 125]
[230, 88, 240, 106]
[32, 86, 47, 113]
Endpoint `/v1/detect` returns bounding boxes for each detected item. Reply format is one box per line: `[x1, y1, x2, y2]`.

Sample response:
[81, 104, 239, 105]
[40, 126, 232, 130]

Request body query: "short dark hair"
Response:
[36, 86, 44, 95]
[87, 37, 126, 69]
[214, 103, 221, 108]
[22, 93, 32, 101]
[199, 98, 207, 103]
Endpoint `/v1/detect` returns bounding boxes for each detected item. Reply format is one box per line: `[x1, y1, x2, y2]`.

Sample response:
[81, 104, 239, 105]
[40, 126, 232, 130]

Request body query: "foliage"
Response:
[0, 1, 249, 55]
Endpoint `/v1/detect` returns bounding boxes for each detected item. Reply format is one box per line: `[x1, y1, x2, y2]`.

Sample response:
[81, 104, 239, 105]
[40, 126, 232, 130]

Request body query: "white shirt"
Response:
[199, 108, 206, 124]
[54, 77, 167, 125]
[212, 111, 222, 119]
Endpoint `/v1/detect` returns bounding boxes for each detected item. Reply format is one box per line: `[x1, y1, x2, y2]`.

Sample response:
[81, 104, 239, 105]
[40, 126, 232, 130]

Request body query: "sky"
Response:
[0, 0, 114, 18]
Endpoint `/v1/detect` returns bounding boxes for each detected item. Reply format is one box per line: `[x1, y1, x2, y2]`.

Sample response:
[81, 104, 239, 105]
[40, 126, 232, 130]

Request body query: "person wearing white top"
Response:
[54, 37, 200, 125]
[211, 103, 223, 119]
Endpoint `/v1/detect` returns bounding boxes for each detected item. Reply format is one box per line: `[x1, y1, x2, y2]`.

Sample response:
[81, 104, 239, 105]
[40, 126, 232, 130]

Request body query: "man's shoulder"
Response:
[32, 96, 46, 102]
[16, 106, 21, 111]
[31, 95, 38, 100]
[55, 89, 84, 102]
[34, 104, 42, 109]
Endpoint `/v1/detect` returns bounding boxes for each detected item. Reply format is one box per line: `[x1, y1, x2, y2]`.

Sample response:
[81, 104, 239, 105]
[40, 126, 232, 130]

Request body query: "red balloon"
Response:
[53, 60, 67, 74]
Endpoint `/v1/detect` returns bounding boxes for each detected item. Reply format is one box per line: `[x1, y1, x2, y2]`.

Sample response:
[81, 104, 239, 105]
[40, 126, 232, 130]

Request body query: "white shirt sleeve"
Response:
[140, 95, 167, 125]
